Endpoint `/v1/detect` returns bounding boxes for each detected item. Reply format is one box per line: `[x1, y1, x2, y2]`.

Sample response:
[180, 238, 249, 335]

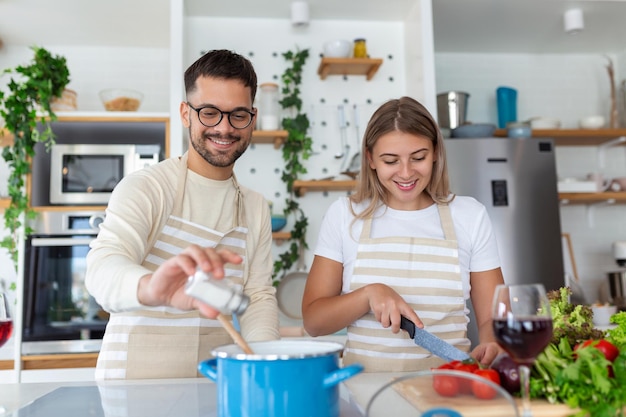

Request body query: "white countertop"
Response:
[0, 375, 372, 416]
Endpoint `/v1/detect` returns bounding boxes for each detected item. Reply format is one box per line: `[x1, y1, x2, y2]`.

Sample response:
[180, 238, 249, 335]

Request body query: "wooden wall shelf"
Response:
[0, 128, 14, 147]
[293, 179, 357, 196]
[493, 128, 626, 146]
[317, 57, 383, 81]
[272, 231, 291, 240]
[252, 130, 288, 149]
[291, 180, 626, 205]
[559, 191, 626, 205]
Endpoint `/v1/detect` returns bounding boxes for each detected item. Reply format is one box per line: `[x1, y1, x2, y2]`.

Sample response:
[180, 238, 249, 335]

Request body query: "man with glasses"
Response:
[86, 50, 280, 379]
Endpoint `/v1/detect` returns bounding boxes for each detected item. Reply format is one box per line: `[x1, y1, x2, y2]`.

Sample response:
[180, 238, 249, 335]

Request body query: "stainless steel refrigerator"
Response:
[444, 138, 564, 345]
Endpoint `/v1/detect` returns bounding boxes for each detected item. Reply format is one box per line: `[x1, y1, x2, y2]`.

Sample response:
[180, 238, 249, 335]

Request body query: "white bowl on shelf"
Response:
[528, 117, 561, 129]
[579, 115, 605, 129]
[323, 40, 351, 58]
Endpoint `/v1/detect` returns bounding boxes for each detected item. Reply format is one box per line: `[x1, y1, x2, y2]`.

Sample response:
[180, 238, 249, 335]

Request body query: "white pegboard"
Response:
[183, 16, 413, 265]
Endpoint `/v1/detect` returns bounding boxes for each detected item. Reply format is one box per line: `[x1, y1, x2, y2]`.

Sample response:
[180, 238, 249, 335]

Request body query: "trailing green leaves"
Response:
[272, 48, 312, 285]
[0, 46, 70, 271]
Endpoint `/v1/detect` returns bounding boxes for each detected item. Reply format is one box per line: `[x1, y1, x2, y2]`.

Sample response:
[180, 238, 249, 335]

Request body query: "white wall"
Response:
[183, 17, 415, 268]
[435, 51, 626, 303]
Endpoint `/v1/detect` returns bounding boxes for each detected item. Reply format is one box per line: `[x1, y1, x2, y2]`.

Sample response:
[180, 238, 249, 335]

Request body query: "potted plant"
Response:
[272, 48, 313, 284]
[0, 46, 70, 285]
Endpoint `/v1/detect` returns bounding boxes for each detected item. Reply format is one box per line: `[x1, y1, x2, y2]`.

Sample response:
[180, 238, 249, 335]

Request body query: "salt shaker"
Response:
[185, 269, 249, 315]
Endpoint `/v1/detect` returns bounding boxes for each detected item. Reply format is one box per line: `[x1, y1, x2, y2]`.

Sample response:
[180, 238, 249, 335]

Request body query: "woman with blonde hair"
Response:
[302, 96, 504, 372]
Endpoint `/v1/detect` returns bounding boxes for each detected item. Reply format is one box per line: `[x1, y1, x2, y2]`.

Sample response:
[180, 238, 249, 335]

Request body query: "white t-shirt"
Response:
[314, 196, 501, 299]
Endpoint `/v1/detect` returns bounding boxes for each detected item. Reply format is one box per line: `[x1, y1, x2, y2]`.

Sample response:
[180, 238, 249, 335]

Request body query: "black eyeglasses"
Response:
[187, 103, 256, 129]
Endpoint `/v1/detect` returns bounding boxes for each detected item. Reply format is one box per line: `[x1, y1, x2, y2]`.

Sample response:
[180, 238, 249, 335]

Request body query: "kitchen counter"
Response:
[0, 372, 577, 417]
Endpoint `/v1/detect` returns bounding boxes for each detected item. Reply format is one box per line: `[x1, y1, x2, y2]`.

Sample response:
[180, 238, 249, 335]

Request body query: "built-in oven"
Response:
[22, 211, 107, 355]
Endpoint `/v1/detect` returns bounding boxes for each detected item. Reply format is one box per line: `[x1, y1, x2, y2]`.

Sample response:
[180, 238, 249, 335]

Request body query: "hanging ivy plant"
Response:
[272, 48, 313, 284]
[0, 46, 70, 283]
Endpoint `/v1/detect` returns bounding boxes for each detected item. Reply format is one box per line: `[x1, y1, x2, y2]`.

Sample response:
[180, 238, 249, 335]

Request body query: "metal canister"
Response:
[436, 91, 470, 129]
[353, 38, 367, 58]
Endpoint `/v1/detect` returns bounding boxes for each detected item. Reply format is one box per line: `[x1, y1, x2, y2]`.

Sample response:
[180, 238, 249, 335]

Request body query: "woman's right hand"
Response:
[364, 283, 423, 334]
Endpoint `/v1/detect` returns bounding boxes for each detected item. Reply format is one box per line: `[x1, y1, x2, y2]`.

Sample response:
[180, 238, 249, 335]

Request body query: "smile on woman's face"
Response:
[368, 131, 436, 211]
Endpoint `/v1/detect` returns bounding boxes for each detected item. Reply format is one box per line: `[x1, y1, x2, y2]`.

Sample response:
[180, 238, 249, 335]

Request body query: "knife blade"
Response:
[400, 316, 471, 362]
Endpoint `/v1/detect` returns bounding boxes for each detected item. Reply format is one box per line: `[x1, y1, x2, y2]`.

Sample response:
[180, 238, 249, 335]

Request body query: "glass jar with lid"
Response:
[353, 38, 367, 58]
[259, 82, 280, 131]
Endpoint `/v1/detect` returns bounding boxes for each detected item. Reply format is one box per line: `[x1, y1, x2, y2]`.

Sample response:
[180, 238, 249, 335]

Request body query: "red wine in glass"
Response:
[492, 284, 552, 417]
[0, 291, 12, 348]
[0, 320, 13, 348]
[493, 317, 553, 365]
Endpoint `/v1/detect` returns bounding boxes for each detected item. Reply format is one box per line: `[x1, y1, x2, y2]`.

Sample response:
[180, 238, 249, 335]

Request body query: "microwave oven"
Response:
[49, 143, 160, 205]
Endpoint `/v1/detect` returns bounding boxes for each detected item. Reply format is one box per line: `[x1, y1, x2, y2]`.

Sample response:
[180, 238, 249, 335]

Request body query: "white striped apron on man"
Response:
[343, 204, 470, 372]
[95, 154, 247, 379]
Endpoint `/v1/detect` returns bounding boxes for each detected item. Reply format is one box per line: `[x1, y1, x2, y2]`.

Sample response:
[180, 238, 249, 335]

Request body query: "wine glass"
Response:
[492, 284, 552, 417]
[0, 291, 12, 414]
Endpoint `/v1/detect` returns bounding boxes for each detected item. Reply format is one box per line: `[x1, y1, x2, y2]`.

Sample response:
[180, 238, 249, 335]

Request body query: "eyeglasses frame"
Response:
[186, 102, 256, 129]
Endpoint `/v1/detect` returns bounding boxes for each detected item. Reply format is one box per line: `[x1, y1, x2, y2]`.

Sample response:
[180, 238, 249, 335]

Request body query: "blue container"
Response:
[496, 86, 517, 129]
[199, 340, 363, 417]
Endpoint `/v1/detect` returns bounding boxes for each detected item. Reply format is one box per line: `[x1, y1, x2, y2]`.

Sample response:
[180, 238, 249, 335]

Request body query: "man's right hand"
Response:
[137, 244, 243, 318]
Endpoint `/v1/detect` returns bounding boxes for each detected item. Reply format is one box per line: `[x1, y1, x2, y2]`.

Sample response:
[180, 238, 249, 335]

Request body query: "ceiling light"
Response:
[564, 8, 584, 35]
[291, 1, 309, 27]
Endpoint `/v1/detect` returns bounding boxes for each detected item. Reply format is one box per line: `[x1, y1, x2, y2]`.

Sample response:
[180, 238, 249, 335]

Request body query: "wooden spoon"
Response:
[217, 314, 254, 354]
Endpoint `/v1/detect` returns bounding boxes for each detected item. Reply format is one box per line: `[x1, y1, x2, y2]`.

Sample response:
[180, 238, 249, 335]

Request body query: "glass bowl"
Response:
[99, 88, 143, 111]
[366, 370, 520, 417]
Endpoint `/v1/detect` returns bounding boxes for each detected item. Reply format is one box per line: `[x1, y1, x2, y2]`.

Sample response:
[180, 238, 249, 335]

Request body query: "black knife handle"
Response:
[400, 315, 415, 339]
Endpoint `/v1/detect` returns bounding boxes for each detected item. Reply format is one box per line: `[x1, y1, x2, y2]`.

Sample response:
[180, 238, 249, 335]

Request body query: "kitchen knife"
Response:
[400, 316, 471, 362]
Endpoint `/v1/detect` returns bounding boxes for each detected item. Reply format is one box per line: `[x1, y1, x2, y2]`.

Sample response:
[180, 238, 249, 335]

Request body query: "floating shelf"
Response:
[252, 130, 288, 149]
[317, 57, 383, 81]
[559, 191, 626, 205]
[493, 128, 626, 146]
[272, 232, 291, 243]
[293, 180, 357, 196]
[0, 128, 14, 147]
[291, 180, 626, 205]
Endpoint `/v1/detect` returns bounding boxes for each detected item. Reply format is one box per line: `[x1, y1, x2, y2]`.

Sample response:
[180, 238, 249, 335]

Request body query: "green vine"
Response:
[272, 48, 313, 285]
[0, 46, 70, 280]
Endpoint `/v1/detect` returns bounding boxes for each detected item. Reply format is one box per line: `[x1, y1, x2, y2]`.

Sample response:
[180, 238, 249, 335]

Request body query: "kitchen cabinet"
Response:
[316, 57, 384, 81]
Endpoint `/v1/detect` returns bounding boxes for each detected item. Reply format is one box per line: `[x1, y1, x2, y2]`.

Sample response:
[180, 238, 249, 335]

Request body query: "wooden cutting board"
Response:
[392, 376, 575, 417]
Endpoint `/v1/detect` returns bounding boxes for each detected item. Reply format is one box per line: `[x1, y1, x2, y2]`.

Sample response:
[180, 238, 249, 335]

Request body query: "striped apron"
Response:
[95, 154, 248, 380]
[343, 204, 469, 372]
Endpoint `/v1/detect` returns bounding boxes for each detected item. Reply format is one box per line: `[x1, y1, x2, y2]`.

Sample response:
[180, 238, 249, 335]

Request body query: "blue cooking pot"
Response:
[198, 340, 363, 417]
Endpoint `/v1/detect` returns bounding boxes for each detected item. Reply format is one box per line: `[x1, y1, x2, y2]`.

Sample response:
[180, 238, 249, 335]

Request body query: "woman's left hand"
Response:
[470, 342, 504, 367]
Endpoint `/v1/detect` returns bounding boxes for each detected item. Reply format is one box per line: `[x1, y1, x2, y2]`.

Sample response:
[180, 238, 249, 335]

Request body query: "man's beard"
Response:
[190, 130, 249, 168]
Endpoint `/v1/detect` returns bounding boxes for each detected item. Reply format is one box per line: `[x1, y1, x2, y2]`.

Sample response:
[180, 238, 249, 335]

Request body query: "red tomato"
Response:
[471, 368, 501, 400]
[580, 340, 620, 362]
[433, 374, 460, 397]
[450, 360, 479, 394]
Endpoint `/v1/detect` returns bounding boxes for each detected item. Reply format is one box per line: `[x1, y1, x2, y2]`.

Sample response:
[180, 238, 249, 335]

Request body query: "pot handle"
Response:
[322, 364, 364, 388]
[197, 359, 218, 382]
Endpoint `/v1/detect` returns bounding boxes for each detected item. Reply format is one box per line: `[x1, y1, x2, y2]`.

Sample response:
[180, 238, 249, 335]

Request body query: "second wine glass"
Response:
[492, 283, 553, 417]
[0, 291, 13, 414]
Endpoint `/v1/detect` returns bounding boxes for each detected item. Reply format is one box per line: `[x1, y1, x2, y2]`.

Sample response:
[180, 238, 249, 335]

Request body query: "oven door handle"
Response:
[31, 237, 95, 246]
